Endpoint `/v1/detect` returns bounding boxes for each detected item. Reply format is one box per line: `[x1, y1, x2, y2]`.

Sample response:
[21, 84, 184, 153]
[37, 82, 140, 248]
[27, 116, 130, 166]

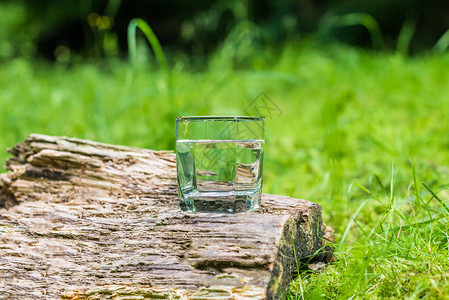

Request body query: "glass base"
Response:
[179, 190, 261, 213]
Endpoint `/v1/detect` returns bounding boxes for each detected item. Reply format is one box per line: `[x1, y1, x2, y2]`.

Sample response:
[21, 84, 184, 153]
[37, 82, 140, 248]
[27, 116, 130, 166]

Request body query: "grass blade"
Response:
[127, 18, 173, 104]
[340, 199, 370, 246]
[322, 13, 384, 49]
[434, 28, 449, 53]
[422, 182, 449, 214]
[127, 18, 168, 72]
[396, 17, 417, 56]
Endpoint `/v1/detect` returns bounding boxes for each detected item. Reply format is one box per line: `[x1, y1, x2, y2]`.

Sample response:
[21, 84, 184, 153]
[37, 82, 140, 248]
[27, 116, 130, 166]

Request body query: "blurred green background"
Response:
[2, 0, 449, 298]
[2, 0, 449, 61]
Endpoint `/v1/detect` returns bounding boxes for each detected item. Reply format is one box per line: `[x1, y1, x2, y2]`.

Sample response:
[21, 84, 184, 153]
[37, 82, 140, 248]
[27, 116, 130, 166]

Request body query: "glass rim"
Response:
[176, 115, 265, 121]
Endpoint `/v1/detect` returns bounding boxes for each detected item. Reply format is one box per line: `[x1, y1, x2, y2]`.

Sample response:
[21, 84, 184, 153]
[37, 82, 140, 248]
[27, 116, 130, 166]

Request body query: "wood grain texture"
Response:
[0, 134, 333, 299]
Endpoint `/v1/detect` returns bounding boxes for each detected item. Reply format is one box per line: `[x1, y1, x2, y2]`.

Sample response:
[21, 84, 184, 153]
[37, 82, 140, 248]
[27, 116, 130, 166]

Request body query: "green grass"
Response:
[2, 41, 449, 298]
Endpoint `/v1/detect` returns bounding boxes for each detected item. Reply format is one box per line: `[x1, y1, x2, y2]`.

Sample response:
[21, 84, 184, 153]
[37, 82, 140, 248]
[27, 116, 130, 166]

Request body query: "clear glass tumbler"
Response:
[176, 116, 265, 212]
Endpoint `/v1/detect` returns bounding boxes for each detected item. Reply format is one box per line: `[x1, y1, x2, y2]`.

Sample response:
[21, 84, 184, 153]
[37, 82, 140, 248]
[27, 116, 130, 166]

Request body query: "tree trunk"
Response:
[0, 134, 333, 299]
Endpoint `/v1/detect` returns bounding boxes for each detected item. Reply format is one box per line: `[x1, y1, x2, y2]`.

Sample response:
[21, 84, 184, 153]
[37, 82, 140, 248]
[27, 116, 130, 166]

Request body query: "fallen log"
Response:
[0, 134, 333, 299]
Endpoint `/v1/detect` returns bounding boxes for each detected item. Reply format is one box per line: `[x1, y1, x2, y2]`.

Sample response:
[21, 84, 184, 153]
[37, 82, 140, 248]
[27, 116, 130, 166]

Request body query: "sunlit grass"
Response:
[1, 41, 449, 298]
[289, 163, 449, 299]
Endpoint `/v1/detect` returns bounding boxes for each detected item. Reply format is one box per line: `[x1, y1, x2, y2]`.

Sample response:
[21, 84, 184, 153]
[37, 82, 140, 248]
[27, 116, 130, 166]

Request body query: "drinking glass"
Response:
[176, 116, 265, 212]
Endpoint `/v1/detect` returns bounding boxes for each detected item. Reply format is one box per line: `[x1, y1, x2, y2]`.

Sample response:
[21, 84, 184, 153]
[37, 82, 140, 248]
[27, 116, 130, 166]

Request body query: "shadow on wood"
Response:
[0, 134, 333, 299]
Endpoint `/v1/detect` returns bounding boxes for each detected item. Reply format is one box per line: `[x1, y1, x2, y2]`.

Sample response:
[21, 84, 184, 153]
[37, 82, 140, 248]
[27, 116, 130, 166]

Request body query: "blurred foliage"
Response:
[1, 0, 449, 62]
[0, 2, 37, 58]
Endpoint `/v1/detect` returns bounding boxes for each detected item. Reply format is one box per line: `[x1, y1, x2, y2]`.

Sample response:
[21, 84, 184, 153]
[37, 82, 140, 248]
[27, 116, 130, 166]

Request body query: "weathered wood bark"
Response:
[0, 134, 333, 299]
